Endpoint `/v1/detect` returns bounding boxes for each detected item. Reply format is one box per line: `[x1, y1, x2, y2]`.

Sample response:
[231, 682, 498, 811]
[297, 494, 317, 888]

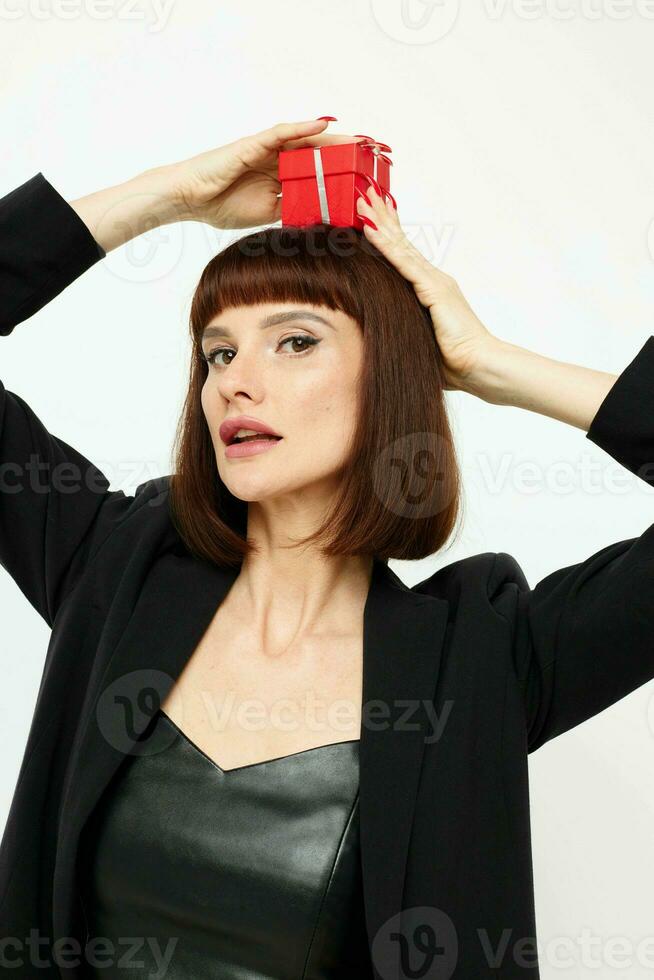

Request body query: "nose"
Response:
[213, 344, 263, 403]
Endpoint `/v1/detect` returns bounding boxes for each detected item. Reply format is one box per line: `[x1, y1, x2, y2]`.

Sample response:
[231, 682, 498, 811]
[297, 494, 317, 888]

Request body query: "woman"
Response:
[1, 117, 653, 980]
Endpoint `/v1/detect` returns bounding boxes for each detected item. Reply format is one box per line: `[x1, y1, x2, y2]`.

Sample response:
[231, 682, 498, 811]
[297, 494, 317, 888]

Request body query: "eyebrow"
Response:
[201, 310, 335, 343]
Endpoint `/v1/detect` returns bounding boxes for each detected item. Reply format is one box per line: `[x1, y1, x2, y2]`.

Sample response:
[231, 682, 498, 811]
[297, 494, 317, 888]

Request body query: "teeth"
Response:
[230, 427, 280, 444]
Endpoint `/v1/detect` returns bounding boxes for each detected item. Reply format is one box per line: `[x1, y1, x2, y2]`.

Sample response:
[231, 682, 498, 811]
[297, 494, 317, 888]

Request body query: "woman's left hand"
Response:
[356, 182, 499, 392]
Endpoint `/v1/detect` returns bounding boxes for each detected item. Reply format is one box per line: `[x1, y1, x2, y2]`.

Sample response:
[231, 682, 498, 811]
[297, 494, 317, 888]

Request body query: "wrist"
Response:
[458, 337, 524, 405]
[135, 165, 193, 223]
[69, 166, 189, 253]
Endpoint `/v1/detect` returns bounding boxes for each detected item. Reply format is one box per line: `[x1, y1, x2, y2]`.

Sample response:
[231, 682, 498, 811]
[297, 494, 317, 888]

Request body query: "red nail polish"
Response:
[383, 190, 398, 209]
[375, 142, 393, 152]
[379, 153, 393, 167]
[353, 133, 375, 140]
[363, 174, 383, 196]
[360, 216, 378, 231]
[316, 115, 338, 121]
[355, 187, 372, 207]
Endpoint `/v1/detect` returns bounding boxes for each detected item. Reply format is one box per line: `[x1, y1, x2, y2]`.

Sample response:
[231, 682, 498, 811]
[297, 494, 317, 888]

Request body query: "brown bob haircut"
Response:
[168, 223, 463, 569]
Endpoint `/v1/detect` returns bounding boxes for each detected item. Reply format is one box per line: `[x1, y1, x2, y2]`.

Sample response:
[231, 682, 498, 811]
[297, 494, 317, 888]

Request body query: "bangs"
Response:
[189, 224, 371, 342]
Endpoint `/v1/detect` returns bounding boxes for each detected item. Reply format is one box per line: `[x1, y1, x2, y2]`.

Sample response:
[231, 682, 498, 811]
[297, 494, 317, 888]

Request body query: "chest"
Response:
[159, 605, 364, 771]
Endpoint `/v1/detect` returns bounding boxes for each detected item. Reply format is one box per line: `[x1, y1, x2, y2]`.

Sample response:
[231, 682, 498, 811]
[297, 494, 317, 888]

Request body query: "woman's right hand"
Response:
[160, 118, 360, 230]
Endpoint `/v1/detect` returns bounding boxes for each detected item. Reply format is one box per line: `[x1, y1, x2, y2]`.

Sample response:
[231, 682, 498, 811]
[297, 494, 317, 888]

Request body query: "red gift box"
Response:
[278, 140, 391, 230]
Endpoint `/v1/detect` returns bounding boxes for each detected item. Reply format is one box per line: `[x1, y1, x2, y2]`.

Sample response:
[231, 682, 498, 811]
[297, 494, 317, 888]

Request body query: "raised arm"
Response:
[0, 119, 358, 626]
[0, 173, 149, 625]
[353, 183, 654, 752]
[485, 336, 654, 751]
[67, 168, 187, 254]
[0, 173, 106, 338]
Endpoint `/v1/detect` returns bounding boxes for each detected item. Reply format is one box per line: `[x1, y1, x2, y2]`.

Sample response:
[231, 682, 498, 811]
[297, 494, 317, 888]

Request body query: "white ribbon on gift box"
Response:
[313, 147, 331, 224]
[312, 143, 382, 224]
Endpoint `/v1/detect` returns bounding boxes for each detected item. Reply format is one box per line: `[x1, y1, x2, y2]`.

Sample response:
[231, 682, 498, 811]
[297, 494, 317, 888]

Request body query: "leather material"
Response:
[77, 709, 374, 978]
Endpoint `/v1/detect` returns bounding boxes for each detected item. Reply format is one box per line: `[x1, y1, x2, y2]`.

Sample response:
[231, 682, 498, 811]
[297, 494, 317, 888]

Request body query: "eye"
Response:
[203, 347, 234, 368]
[278, 334, 319, 354]
[202, 334, 319, 368]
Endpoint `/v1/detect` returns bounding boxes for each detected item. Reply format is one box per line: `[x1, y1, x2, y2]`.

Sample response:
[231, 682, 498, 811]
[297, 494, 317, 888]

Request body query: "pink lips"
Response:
[225, 438, 282, 459]
[219, 414, 282, 444]
[219, 414, 283, 460]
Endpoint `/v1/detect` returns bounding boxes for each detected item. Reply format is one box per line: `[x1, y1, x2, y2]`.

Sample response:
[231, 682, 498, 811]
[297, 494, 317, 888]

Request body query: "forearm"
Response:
[464, 338, 618, 432]
[69, 165, 187, 253]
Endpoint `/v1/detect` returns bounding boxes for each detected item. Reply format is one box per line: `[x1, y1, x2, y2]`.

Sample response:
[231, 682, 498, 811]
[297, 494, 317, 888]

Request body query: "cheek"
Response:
[294, 367, 358, 445]
[200, 381, 220, 441]
[200, 382, 209, 424]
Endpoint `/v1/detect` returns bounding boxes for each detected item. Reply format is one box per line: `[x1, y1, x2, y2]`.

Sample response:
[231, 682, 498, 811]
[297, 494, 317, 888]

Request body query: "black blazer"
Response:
[2, 173, 654, 980]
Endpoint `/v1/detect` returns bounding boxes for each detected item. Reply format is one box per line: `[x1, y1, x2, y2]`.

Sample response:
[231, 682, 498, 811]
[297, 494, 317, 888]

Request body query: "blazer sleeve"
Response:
[488, 335, 654, 753]
[1, 173, 141, 628]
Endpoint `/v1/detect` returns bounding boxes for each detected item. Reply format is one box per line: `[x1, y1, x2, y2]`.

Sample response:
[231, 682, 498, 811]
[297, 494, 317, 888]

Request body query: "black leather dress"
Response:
[77, 709, 374, 978]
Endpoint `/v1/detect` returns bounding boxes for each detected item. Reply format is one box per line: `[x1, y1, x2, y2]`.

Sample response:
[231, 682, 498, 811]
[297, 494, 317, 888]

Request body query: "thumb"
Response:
[233, 118, 330, 172]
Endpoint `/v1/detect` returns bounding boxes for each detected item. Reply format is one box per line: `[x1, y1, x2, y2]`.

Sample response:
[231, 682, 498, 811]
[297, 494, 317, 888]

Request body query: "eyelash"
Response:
[202, 334, 319, 368]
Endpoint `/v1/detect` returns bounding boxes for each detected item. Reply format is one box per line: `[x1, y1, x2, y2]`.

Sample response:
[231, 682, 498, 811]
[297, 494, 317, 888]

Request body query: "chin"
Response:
[220, 465, 328, 504]
[219, 470, 295, 503]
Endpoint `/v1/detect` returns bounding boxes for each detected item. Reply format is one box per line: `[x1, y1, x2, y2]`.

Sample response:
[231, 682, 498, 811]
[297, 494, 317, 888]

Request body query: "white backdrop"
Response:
[2, 2, 654, 976]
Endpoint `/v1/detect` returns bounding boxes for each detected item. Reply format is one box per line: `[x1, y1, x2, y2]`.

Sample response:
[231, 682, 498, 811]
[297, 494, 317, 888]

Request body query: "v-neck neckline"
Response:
[157, 709, 360, 774]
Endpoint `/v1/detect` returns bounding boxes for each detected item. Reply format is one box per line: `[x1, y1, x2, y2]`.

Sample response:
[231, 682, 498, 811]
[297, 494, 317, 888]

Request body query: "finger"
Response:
[354, 185, 436, 286]
[225, 119, 332, 174]
[278, 133, 365, 152]
[254, 119, 331, 151]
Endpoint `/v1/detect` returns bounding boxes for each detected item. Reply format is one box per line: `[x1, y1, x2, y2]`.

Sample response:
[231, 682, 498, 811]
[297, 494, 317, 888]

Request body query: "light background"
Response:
[2, 1, 654, 975]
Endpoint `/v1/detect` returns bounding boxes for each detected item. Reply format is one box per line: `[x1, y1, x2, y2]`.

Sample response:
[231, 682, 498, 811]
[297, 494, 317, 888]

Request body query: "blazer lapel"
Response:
[359, 559, 450, 972]
[53, 552, 450, 971]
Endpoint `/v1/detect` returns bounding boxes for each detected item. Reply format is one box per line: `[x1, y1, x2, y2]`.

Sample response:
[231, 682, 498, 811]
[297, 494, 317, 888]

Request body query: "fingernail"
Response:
[376, 142, 393, 152]
[383, 190, 397, 209]
[355, 187, 373, 207]
[379, 153, 393, 167]
[316, 115, 338, 121]
[363, 174, 383, 196]
[360, 216, 378, 231]
[353, 133, 375, 140]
